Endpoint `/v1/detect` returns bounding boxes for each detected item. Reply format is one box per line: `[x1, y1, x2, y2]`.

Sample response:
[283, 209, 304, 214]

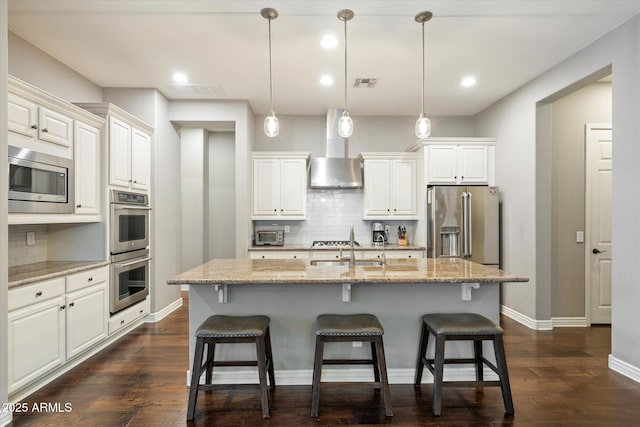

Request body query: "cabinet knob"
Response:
[140, 309, 144, 314]
[293, 255, 297, 259]
[394, 208, 397, 212]
[30, 124, 38, 129]
[88, 277, 93, 282]
[273, 209, 277, 212]
[35, 291, 43, 297]
[133, 180, 137, 184]
[60, 305, 66, 310]
[387, 208, 390, 212]
[281, 209, 284, 212]
[42, 128, 49, 133]
[69, 302, 75, 307]
[408, 255, 412, 258]
[261, 255, 265, 259]
[129, 179, 133, 183]
[76, 204, 82, 208]
[120, 319, 125, 325]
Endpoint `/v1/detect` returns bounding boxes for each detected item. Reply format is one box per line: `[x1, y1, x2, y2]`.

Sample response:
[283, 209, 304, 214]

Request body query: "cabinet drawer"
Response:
[66, 266, 109, 293]
[9, 278, 66, 312]
[108, 298, 150, 336]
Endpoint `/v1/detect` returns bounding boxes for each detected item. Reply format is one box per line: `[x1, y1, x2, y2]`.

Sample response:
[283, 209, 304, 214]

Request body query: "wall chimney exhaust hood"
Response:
[309, 109, 363, 189]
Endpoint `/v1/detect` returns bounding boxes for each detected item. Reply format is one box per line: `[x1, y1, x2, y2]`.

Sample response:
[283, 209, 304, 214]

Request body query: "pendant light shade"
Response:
[262, 8, 279, 137]
[338, 9, 354, 138]
[415, 11, 433, 139]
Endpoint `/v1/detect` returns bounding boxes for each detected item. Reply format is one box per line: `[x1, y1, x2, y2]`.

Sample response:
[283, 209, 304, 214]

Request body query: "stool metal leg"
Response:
[205, 342, 215, 384]
[432, 334, 446, 416]
[255, 335, 271, 419]
[414, 321, 429, 385]
[264, 327, 276, 388]
[187, 337, 205, 421]
[310, 336, 324, 417]
[494, 334, 514, 415]
[473, 339, 484, 382]
[375, 336, 394, 417]
[370, 341, 381, 382]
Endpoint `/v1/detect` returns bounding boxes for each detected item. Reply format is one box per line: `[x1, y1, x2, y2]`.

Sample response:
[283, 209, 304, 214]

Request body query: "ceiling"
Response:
[8, 1, 640, 117]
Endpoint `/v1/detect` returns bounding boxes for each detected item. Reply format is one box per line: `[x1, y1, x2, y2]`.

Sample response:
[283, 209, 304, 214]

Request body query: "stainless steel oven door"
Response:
[110, 203, 150, 254]
[110, 250, 151, 314]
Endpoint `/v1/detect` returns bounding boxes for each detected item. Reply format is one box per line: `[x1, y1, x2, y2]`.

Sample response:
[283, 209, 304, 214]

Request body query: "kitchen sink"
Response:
[309, 259, 384, 267]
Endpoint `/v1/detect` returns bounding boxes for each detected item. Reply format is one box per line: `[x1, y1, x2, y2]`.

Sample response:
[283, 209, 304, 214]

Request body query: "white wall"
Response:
[1, 2, 11, 424]
[208, 132, 236, 259]
[476, 16, 640, 374]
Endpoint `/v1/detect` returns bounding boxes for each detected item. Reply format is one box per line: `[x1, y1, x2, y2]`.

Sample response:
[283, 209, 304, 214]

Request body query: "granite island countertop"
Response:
[168, 258, 527, 285]
[9, 260, 110, 289]
[248, 244, 425, 251]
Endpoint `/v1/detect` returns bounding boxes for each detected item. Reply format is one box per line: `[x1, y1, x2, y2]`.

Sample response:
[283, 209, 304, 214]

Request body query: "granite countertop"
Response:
[9, 260, 110, 289]
[168, 258, 528, 285]
[248, 244, 426, 251]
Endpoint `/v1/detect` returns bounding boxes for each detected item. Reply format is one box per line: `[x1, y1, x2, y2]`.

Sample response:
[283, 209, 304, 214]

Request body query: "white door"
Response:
[131, 128, 151, 191]
[363, 159, 392, 216]
[109, 117, 132, 188]
[458, 145, 489, 184]
[74, 121, 100, 215]
[392, 159, 417, 216]
[279, 158, 307, 217]
[252, 158, 279, 217]
[586, 124, 612, 324]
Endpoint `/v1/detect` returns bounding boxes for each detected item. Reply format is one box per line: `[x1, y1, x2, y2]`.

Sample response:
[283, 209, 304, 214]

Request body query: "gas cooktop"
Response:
[311, 240, 361, 247]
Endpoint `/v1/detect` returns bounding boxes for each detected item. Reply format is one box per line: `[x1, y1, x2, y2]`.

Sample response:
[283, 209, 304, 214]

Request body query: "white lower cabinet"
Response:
[249, 251, 309, 260]
[8, 266, 109, 394]
[108, 297, 150, 336]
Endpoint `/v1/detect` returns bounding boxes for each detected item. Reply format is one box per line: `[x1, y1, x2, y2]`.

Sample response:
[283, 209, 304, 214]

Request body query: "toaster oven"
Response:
[255, 229, 284, 246]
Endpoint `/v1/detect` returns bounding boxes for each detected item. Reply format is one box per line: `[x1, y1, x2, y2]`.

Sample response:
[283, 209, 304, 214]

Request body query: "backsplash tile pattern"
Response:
[255, 189, 414, 246]
[8, 225, 49, 267]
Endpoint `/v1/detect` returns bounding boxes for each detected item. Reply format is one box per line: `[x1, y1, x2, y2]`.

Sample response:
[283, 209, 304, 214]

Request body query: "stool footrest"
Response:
[441, 380, 502, 387]
[322, 358, 375, 365]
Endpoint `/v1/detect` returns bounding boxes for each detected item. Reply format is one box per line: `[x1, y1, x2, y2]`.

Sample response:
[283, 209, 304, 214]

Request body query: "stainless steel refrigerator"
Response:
[427, 186, 500, 267]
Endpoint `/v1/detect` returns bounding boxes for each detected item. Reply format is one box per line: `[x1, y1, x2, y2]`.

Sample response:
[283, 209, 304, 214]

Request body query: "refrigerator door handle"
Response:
[467, 192, 473, 258]
[462, 192, 469, 257]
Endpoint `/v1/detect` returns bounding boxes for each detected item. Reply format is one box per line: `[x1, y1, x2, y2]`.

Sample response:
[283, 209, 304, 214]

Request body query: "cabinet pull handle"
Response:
[60, 305, 66, 310]
[88, 277, 93, 282]
[31, 124, 38, 129]
[120, 319, 125, 325]
[69, 302, 75, 307]
[35, 291, 43, 297]
[42, 128, 49, 133]
[76, 204, 82, 208]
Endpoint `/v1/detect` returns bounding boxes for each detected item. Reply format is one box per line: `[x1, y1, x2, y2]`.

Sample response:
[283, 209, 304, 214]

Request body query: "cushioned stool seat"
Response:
[187, 315, 275, 420]
[414, 313, 513, 416]
[311, 313, 392, 418]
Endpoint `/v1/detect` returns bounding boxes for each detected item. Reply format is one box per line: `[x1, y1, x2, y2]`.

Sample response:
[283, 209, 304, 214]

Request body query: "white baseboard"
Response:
[552, 317, 588, 327]
[609, 355, 640, 384]
[186, 366, 499, 386]
[144, 297, 183, 323]
[501, 304, 553, 330]
[0, 412, 12, 427]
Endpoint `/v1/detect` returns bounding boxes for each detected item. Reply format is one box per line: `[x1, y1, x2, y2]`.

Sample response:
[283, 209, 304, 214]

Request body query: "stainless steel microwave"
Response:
[8, 145, 74, 214]
[255, 229, 284, 246]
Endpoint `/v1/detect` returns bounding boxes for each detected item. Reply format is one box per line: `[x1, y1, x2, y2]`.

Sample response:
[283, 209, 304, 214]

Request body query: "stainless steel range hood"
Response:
[309, 109, 363, 189]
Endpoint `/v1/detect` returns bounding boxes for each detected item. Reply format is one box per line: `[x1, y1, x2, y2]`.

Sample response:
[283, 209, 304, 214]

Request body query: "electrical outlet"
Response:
[284, 225, 290, 233]
[352, 341, 363, 348]
[26, 231, 36, 246]
[576, 231, 584, 243]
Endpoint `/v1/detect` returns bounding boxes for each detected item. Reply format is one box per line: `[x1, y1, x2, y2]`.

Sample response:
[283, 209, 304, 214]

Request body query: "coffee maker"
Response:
[372, 222, 387, 245]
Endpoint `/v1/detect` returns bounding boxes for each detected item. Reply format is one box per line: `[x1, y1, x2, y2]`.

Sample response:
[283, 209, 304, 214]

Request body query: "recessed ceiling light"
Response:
[320, 35, 339, 49]
[173, 72, 189, 84]
[320, 75, 334, 86]
[461, 76, 476, 87]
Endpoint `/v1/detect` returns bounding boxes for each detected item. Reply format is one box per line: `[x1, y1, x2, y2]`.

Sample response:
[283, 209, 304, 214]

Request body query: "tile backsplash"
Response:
[8, 225, 49, 267]
[254, 189, 416, 246]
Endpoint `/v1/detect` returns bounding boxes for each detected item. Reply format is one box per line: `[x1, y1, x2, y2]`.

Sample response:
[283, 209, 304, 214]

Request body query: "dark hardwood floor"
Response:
[10, 292, 640, 426]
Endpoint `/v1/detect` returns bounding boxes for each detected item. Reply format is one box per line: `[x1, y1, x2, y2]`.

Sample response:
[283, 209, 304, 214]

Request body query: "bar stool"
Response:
[414, 313, 514, 416]
[311, 313, 393, 418]
[186, 315, 275, 420]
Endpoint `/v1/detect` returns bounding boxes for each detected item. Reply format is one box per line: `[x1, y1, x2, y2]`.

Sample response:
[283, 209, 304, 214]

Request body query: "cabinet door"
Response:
[253, 159, 279, 217]
[458, 145, 489, 184]
[249, 251, 308, 259]
[279, 159, 307, 217]
[8, 93, 38, 137]
[391, 159, 417, 216]
[109, 117, 132, 188]
[38, 107, 73, 148]
[131, 128, 151, 191]
[427, 145, 458, 184]
[74, 121, 101, 215]
[8, 297, 65, 393]
[66, 284, 108, 359]
[363, 160, 392, 216]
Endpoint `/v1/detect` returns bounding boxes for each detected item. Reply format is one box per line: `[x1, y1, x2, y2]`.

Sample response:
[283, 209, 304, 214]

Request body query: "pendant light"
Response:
[337, 9, 354, 138]
[262, 7, 279, 137]
[415, 11, 433, 139]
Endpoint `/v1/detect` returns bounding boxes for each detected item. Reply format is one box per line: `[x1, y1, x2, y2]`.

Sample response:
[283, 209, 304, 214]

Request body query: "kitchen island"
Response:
[168, 258, 527, 385]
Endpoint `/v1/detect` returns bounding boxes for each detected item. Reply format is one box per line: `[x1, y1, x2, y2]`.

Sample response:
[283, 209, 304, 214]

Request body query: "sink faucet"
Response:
[374, 233, 386, 265]
[349, 223, 356, 268]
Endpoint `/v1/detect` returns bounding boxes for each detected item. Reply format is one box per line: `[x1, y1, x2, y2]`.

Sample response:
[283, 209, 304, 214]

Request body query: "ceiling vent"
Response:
[164, 83, 226, 99]
[353, 78, 378, 88]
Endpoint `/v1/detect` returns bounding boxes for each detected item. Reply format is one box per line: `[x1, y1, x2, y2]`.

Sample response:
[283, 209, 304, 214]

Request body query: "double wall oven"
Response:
[110, 190, 151, 314]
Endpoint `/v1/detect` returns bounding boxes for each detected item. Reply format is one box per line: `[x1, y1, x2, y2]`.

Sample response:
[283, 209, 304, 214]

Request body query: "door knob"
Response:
[592, 248, 606, 254]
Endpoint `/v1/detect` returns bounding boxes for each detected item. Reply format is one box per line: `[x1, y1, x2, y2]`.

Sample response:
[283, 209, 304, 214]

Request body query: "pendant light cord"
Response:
[343, 17, 348, 111]
[268, 17, 274, 113]
[421, 20, 425, 115]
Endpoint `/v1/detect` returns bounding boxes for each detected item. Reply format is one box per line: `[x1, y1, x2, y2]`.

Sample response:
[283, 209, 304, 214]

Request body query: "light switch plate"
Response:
[576, 231, 584, 243]
[26, 231, 36, 246]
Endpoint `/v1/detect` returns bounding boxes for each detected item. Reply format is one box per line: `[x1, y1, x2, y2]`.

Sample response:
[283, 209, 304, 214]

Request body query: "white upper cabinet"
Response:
[76, 103, 154, 193]
[8, 93, 38, 137]
[74, 121, 101, 215]
[413, 138, 496, 186]
[252, 152, 310, 220]
[38, 107, 73, 148]
[361, 153, 419, 220]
